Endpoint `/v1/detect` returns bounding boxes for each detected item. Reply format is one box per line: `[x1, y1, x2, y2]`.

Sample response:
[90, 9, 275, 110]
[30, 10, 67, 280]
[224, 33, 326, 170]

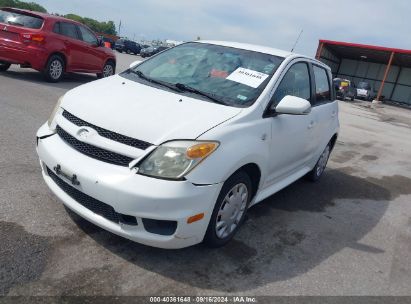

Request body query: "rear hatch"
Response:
[0, 8, 44, 50]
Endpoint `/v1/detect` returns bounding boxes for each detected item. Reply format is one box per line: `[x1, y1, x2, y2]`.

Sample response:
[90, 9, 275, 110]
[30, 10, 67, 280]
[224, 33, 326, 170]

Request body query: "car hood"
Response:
[61, 75, 242, 146]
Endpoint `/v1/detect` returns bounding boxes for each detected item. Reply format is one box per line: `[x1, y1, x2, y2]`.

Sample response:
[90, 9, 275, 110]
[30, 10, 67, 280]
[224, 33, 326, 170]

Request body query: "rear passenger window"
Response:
[59, 22, 78, 39]
[313, 66, 331, 102]
[271, 62, 311, 106]
[52, 22, 60, 34]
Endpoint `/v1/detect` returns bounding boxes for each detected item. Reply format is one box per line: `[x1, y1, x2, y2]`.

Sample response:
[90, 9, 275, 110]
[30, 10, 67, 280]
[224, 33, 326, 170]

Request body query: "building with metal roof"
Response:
[316, 39, 411, 106]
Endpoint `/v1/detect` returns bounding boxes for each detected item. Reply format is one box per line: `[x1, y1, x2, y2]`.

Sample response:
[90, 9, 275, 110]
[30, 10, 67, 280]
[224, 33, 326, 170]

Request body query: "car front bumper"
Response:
[36, 123, 223, 249]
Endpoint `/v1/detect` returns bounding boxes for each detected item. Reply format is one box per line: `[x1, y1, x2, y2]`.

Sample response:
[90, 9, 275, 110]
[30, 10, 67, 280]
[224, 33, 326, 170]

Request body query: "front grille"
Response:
[62, 110, 152, 150]
[56, 125, 134, 166]
[47, 167, 120, 223]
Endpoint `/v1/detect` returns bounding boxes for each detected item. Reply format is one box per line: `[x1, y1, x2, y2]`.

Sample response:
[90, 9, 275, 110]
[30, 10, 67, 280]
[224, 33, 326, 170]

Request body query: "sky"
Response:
[34, 0, 410, 56]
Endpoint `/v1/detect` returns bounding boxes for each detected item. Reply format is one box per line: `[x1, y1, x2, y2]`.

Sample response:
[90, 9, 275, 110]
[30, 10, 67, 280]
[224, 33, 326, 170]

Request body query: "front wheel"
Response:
[97, 61, 115, 79]
[204, 171, 252, 247]
[306, 143, 331, 182]
[0, 61, 11, 71]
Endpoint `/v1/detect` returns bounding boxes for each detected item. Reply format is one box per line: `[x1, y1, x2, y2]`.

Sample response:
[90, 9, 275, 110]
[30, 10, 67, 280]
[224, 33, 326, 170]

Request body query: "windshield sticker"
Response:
[226, 67, 269, 88]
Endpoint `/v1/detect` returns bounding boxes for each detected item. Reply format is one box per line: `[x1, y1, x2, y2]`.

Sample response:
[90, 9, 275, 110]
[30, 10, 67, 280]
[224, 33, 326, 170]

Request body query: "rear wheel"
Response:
[0, 61, 11, 71]
[97, 61, 115, 79]
[204, 171, 252, 247]
[44, 55, 64, 82]
[306, 143, 331, 182]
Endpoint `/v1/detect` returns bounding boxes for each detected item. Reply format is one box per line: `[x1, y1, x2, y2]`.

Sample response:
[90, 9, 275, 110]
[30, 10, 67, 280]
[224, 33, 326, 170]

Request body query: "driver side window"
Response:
[78, 25, 98, 45]
[271, 62, 311, 107]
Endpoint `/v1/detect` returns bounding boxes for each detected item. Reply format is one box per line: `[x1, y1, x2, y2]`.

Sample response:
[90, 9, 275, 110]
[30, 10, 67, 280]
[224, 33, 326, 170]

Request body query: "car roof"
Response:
[197, 40, 295, 58]
[1, 7, 83, 25]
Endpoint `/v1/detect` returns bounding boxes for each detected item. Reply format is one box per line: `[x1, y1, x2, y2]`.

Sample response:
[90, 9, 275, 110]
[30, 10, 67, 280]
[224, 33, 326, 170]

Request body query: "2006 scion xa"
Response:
[36, 41, 339, 249]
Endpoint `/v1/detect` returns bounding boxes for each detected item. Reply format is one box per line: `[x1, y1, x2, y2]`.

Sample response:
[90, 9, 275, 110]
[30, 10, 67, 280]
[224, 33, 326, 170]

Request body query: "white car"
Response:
[356, 81, 373, 101]
[36, 41, 339, 249]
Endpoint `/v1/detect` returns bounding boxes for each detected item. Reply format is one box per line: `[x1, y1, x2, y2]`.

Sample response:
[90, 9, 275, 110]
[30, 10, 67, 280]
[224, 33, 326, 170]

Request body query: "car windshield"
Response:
[0, 9, 43, 29]
[121, 42, 284, 107]
[358, 82, 371, 90]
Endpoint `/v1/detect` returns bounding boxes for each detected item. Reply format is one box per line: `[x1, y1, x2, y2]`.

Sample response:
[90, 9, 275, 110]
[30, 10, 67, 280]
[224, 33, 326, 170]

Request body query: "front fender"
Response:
[185, 116, 271, 186]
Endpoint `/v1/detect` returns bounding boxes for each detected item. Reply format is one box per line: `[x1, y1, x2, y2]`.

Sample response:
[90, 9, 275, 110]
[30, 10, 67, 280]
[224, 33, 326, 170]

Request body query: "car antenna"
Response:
[291, 29, 303, 53]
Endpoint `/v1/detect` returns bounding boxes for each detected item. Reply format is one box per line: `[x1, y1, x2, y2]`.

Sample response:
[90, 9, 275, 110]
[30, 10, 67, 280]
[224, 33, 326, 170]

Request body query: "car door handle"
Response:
[308, 121, 315, 129]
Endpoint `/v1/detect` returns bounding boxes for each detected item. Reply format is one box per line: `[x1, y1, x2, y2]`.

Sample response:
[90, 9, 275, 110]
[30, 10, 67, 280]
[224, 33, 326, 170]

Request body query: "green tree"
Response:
[0, 0, 47, 12]
[64, 13, 117, 35]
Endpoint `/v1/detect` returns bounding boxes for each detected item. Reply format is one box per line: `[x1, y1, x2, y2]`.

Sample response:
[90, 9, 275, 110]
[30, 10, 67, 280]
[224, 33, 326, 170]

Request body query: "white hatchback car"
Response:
[36, 41, 339, 249]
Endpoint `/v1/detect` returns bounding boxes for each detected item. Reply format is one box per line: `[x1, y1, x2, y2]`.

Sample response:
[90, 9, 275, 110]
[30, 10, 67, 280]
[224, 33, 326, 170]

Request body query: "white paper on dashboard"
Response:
[226, 67, 269, 88]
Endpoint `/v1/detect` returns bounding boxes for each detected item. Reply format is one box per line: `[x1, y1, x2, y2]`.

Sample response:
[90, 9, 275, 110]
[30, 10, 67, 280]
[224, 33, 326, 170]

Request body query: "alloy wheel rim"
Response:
[103, 65, 114, 77]
[216, 183, 248, 239]
[316, 146, 330, 177]
[50, 60, 62, 79]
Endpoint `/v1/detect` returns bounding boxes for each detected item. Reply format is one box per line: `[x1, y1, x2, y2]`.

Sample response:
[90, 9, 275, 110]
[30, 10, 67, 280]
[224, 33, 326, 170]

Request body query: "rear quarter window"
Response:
[59, 22, 79, 39]
[0, 9, 43, 29]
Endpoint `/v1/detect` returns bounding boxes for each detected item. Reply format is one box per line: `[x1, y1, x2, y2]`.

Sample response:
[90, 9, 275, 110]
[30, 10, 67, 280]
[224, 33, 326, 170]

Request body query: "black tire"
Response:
[204, 171, 252, 247]
[0, 61, 11, 71]
[126, 49, 131, 54]
[351, 95, 355, 101]
[97, 61, 115, 79]
[306, 143, 331, 182]
[43, 55, 64, 82]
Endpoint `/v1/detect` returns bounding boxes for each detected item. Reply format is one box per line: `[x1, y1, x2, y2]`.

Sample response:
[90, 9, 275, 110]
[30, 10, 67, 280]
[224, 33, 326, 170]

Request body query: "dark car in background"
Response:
[140, 45, 169, 58]
[333, 78, 357, 101]
[0, 7, 116, 82]
[115, 39, 141, 54]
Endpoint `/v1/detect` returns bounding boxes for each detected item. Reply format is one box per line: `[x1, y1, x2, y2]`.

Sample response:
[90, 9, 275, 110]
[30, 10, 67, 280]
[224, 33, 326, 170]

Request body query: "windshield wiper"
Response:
[130, 70, 182, 93]
[174, 83, 225, 105]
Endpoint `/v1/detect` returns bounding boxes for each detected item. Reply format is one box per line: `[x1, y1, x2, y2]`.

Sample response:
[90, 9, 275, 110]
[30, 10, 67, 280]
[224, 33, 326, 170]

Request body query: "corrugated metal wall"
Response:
[320, 49, 411, 105]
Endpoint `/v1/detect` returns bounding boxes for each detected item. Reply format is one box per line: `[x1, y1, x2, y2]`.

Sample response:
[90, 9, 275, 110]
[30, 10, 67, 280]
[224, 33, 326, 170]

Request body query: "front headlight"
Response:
[137, 141, 219, 179]
[48, 95, 64, 130]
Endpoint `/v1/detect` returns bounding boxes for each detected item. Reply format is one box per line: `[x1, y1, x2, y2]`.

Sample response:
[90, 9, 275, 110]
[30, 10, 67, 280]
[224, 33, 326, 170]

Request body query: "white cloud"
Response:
[34, 0, 411, 55]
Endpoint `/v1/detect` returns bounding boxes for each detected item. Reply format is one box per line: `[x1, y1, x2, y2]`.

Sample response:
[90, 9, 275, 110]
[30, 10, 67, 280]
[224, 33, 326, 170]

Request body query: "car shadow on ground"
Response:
[2, 69, 97, 90]
[66, 168, 398, 292]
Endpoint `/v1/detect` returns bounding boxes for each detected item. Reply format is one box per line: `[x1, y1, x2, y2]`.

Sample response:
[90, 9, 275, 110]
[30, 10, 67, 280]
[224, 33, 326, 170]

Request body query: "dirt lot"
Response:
[1, 53, 411, 296]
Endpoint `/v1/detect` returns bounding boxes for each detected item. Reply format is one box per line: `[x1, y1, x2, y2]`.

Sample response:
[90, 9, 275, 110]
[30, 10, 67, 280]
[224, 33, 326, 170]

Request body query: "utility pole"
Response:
[118, 20, 122, 37]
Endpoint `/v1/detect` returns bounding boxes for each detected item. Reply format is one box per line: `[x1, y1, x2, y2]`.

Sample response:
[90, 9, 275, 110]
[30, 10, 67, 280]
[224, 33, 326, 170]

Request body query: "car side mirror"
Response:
[129, 60, 142, 68]
[275, 95, 311, 115]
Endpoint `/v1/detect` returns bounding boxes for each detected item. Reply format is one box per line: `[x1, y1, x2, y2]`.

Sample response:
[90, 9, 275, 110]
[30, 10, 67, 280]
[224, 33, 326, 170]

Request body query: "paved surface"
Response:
[1, 52, 411, 296]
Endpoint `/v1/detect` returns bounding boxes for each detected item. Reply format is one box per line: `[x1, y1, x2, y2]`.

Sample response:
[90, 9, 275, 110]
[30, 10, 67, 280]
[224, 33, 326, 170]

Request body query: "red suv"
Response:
[0, 8, 116, 82]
